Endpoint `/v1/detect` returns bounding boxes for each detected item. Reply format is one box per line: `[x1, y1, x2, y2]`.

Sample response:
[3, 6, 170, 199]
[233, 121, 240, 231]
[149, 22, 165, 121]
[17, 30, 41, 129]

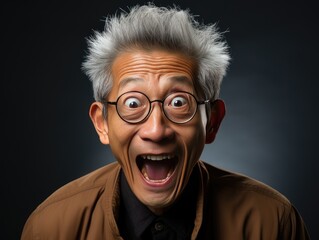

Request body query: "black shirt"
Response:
[118, 169, 199, 240]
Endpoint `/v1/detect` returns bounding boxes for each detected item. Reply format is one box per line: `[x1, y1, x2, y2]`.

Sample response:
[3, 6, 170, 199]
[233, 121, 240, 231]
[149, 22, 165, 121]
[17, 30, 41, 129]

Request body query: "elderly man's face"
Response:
[94, 48, 208, 214]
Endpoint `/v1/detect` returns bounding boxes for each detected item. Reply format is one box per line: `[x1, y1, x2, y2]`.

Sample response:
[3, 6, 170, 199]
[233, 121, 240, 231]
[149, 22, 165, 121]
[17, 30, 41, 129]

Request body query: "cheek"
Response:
[107, 114, 135, 162]
[184, 126, 204, 145]
[184, 115, 207, 161]
[187, 113, 207, 144]
[177, 117, 206, 159]
[189, 127, 206, 160]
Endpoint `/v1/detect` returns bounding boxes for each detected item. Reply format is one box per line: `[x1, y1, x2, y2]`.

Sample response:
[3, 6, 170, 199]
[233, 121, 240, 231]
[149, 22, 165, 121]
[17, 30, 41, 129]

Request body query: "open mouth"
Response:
[136, 154, 178, 183]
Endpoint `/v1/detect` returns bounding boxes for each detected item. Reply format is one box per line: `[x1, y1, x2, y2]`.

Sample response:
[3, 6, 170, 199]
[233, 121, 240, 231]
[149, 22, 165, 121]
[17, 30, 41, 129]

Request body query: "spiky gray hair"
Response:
[82, 3, 230, 102]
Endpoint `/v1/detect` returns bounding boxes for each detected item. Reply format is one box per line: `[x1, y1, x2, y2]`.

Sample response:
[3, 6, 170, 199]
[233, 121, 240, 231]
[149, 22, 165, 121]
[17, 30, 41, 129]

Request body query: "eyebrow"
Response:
[118, 76, 193, 90]
[119, 77, 144, 90]
[170, 76, 193, 87]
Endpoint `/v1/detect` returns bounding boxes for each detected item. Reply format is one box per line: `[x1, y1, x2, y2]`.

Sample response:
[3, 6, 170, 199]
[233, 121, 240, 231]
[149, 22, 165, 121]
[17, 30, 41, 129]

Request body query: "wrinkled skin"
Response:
[89, 48, 225, 215]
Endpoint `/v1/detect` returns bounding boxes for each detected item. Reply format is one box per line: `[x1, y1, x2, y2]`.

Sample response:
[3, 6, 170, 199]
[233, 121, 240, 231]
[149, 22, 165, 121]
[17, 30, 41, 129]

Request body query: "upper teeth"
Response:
[142, 155, 174, 161]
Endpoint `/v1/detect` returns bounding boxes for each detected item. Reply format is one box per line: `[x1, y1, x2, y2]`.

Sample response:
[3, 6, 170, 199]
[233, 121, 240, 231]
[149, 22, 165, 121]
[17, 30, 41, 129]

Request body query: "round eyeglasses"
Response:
[102, 91, 212, 124]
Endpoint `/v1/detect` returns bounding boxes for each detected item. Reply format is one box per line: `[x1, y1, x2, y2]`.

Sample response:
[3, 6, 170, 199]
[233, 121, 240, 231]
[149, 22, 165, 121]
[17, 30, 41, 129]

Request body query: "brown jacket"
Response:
[21, 161, 310, 239]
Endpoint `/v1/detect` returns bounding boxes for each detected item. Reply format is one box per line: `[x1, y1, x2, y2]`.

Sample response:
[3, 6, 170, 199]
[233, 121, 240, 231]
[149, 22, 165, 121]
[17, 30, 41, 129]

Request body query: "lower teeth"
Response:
[143, 172, 171, 183]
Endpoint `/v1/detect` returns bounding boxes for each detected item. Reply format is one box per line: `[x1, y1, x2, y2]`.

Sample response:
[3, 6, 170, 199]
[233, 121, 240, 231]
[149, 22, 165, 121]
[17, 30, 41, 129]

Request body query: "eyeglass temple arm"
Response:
[101, 100, 117, 105]
[197, 99, 213, 105]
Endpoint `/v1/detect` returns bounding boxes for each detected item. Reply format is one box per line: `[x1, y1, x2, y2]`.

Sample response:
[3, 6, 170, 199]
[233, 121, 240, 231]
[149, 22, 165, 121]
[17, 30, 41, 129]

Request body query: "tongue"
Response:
[144, 159, 171, 180]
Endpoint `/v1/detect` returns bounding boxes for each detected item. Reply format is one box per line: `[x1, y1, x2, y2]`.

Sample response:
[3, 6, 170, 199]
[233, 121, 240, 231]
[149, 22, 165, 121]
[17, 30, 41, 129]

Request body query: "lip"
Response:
[136, 153, 178, 188]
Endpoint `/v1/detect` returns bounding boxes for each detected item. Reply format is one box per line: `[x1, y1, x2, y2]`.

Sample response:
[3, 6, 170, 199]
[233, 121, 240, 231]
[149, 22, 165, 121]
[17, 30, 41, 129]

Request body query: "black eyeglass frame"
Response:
[101, 91, 212, 124]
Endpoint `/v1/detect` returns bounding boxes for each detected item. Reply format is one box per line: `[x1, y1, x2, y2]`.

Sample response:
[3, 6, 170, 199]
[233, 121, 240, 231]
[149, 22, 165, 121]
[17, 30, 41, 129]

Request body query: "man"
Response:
[21, 4, 310, 239]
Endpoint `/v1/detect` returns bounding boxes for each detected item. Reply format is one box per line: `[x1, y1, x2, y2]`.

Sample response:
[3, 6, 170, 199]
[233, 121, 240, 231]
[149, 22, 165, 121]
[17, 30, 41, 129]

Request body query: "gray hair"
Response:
[82, 3, 230, 102]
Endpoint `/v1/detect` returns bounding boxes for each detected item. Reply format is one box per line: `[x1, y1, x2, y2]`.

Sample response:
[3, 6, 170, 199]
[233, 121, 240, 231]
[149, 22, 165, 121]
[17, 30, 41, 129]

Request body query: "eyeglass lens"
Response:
[115, 91, 198, 124]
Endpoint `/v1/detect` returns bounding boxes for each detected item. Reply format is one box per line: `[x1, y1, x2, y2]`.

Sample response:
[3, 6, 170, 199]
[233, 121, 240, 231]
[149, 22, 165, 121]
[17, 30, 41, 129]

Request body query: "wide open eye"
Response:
[170, 96, 188, 108]
[164, 92, 197, 123]
[117, 92, 149, 123]
[124, 97, 142, 108]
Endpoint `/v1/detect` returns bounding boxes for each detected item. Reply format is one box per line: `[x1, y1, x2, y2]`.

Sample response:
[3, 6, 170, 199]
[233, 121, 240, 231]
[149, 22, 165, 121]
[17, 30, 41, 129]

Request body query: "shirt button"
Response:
[154, 221, 164, 231]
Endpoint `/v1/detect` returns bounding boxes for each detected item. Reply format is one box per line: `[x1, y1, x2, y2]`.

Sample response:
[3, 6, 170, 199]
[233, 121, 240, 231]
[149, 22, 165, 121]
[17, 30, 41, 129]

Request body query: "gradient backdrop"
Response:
[3, 0, 318, 239]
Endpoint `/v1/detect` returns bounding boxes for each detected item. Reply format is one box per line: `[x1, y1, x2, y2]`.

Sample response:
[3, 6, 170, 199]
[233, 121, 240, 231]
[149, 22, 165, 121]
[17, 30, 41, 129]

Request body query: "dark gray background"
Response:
[3, 0, 318, 239]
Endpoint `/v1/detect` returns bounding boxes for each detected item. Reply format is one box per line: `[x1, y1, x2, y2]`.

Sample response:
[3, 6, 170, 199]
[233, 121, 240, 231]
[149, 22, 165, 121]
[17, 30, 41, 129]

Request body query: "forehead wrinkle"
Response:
[118, 75, 194, 93]
[127, 56, 195, 76]
[119, 61, 194, 76]
[112, 50, 197, 93]
[113, 50, 196, 75]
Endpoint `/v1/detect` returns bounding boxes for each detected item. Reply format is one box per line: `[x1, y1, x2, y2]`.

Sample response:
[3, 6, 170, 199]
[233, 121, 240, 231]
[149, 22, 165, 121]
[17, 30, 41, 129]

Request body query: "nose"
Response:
[138, 102, 174, 142]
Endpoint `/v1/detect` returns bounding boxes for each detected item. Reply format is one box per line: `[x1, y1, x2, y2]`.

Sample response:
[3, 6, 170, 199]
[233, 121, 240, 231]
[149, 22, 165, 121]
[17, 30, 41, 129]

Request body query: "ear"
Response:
[206, 99, 226, 144]
[89, 102, 110, 145]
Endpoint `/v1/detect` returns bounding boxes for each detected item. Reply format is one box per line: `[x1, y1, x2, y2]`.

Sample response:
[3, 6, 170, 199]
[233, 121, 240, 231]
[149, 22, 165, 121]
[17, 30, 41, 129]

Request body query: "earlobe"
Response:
[89, 102, 110, 145]
[206, 99, 226, 144]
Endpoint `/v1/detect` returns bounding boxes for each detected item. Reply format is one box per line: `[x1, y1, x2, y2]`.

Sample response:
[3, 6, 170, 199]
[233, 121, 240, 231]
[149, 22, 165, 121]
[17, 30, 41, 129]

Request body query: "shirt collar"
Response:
[119, 171, 156, 238]
[119, 167, 199, 239]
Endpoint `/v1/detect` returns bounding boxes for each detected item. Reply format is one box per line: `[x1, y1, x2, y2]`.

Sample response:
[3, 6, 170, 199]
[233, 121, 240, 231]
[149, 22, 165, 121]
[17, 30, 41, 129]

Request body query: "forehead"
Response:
[111, 48, 197, 91]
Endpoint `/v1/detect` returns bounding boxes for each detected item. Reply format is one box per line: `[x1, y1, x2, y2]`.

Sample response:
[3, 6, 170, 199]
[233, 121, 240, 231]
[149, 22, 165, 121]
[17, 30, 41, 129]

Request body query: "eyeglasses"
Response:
[102, 91, 212, 124]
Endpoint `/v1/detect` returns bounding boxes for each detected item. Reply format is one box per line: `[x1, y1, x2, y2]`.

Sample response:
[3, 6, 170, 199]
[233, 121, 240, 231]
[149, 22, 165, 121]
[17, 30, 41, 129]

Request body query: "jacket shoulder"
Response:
[21, 162, 121, 239]
[198, 162, 310, 239]
[202, 161, 291, 206]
